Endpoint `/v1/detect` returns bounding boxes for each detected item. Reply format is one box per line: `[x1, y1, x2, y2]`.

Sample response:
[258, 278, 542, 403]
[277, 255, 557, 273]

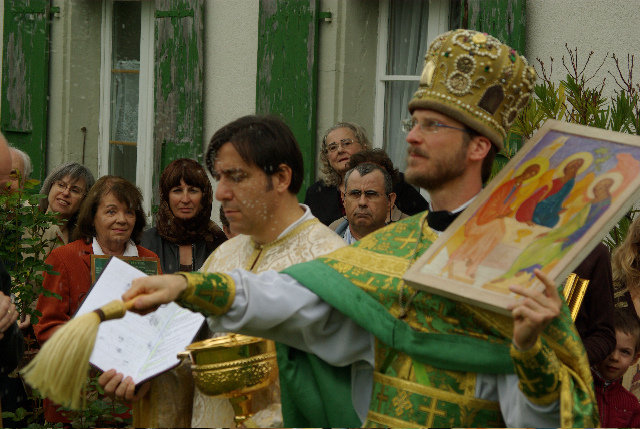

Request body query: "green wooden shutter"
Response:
[466, 0, 526, 55]
[1, 0, 50, 183]
[153, 0, 203, 208]
[256, 0, 320, 201]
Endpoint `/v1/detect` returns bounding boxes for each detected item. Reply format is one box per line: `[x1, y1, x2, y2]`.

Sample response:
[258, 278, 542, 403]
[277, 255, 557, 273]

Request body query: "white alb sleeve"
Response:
[475, 373, 560, 427]
[206, 269, 375, 368]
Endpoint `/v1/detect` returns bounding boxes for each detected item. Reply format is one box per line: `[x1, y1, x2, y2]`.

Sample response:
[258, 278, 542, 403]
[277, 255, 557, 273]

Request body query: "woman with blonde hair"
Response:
[612, 215, 640, 315]
[304, 122, 427, 225]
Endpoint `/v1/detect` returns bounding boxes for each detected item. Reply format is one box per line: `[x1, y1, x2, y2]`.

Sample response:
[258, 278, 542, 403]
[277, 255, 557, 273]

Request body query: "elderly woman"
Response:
[39, 161, 96, 245]
[18, 162, 95, 331]
[34, 175, 159, 424]
[141, 158, 226, 274]
[304, 122, 428, 225]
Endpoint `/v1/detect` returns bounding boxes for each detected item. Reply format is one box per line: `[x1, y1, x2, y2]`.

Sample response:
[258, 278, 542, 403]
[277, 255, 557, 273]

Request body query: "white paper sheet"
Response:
[75, 257, 205, 384]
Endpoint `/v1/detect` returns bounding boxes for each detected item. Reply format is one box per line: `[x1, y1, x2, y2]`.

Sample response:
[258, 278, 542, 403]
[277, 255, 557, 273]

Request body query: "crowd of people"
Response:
[2, 28, 640, 427]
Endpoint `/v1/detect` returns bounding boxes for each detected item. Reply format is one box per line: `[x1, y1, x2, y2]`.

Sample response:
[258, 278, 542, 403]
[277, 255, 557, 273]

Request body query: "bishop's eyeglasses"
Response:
[401, 118, 471, 134]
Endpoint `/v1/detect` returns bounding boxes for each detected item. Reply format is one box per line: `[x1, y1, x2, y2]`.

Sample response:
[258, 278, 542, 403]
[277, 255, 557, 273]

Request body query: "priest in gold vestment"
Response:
[190, 209, 346, 427]
[99, 116, 346, 427]
[121, 30, 599, 427]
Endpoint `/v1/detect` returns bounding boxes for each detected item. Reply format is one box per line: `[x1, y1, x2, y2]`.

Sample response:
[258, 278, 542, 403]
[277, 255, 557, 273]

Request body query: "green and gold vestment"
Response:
[179, 213, 599, 428]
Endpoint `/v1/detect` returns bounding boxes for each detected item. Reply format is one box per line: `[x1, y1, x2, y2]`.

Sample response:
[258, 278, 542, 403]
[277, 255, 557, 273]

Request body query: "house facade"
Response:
[1, 0, 639, 221]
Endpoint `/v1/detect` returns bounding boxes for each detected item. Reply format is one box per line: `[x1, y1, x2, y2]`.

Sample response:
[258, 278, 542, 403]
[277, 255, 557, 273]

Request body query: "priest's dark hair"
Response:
[206, 115, 304, 194]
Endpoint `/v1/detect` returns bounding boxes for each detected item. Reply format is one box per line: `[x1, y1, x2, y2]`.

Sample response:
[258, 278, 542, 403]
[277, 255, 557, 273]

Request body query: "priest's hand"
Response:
[507, 269, 562, 351]
[99, 369, 150, 403]
[123, 274, 188, 315]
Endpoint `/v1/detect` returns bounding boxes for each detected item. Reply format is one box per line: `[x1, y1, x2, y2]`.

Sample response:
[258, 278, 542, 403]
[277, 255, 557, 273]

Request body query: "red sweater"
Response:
[34, 238, 159, 423]
[593, 369, 640, 427]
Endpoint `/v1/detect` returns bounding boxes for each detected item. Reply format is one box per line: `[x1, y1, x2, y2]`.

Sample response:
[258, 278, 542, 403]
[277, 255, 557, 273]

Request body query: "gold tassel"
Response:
[22, 299, 133, 410]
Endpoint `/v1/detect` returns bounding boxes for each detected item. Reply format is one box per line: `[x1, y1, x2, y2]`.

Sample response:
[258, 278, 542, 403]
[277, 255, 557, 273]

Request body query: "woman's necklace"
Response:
[398, 215, 428, 319]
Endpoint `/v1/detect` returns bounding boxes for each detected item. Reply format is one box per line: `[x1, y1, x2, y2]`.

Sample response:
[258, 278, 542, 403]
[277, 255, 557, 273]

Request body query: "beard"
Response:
[405, 144, 467, 192]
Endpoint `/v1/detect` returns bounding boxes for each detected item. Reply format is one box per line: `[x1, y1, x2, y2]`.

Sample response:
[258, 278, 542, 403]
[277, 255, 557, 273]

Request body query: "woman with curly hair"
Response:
[304, 122, 427, 225]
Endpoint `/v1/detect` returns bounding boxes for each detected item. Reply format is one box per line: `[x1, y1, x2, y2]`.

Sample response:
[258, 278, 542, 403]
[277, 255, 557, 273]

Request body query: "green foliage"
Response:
[56, 375, 132, 428]
[2, 386, 59, 428]
[2, 375, 131, 428]
[603, 210, 639, 249]
[0, 174, 62, 324]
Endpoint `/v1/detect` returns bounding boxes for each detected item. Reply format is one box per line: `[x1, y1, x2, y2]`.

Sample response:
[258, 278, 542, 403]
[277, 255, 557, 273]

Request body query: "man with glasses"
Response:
[120, 30, 597, 427]
[305, 122, 427, 226]
[336, 163, 396, 244]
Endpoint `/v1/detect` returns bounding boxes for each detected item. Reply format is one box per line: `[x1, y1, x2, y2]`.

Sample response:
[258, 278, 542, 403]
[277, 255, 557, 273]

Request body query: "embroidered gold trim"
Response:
[367, 410, 424, 428]
[374, 372, 501, 410]
[461, 303, 513, 339]
[510, 337, 543, 358]
[245, 219, 321, 272]
[510, 339, 562, 406]
[181, 272, 235, 316]
[328, 246, 411, 278]
[560, 368, 573, 428]
[249, 218, 320, 251]
[178, 274, 196, 301]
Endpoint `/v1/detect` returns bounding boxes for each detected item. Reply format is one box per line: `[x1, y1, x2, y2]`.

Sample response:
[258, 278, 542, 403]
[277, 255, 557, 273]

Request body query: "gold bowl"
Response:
[186, 334, 278, 398]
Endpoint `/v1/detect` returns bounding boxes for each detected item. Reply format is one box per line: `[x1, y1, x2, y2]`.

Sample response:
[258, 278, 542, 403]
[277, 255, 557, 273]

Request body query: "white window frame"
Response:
[99, 0, 155, 221]
[373, 0, 450, 200]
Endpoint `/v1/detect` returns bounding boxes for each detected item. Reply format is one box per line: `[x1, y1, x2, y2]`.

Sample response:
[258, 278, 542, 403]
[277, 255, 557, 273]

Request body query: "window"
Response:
[99, 0, 155, 217]
[374, 0, 455, 172]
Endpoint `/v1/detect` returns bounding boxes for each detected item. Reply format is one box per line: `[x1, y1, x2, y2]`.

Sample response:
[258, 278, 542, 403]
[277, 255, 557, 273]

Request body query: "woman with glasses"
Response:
[305, 122, 427, 225]
[39, 162, 96, 245]
[17, 163, 96, 332]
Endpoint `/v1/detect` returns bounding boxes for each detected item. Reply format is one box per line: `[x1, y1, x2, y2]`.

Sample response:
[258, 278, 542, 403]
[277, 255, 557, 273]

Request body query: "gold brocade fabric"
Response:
[133, 217, 345, 428]
[200, 218, 346, 274]
[191, 218, 346, 428]
[367, 348, 504, 428]
[311, 213, 597, 427]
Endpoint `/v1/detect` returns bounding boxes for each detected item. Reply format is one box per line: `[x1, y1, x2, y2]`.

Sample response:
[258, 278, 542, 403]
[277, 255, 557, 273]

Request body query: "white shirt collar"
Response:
[92, 237, 139, 257]
[276, 204, 315, 239]
[343, 226, 358, 245]
[428, 193, 479, 215]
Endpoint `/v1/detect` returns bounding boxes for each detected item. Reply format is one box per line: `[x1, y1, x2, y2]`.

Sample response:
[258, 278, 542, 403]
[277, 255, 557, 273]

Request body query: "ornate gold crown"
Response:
[408, 29, 536, 151]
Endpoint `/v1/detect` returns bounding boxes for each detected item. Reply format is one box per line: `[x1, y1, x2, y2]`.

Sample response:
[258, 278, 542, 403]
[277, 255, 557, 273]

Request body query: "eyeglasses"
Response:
[325, 138, 359, 154]
[53, 180, 86, 197]
[401, 118, 471, 134]
[344, 189, 387, 202]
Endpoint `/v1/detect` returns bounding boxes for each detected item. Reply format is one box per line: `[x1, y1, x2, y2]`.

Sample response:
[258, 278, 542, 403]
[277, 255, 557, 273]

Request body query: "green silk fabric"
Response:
[281, 213, 599, 428]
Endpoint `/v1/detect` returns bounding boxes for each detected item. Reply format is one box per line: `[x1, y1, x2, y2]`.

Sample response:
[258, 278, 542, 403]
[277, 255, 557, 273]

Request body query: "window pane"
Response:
[387, 0, 430, 75]
[383, 80, 418, 172]
[112, 2, 141, 64]
[109, 1, 141, 184]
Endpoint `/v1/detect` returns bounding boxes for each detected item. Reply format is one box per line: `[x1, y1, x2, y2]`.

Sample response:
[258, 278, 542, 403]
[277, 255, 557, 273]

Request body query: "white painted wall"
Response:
[201, 0, 259, 223]
[202, 0, 259, 148]
[316, 0, 379, 178]
[47, 0, 102, 177]
[527, 0, 640, 102]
